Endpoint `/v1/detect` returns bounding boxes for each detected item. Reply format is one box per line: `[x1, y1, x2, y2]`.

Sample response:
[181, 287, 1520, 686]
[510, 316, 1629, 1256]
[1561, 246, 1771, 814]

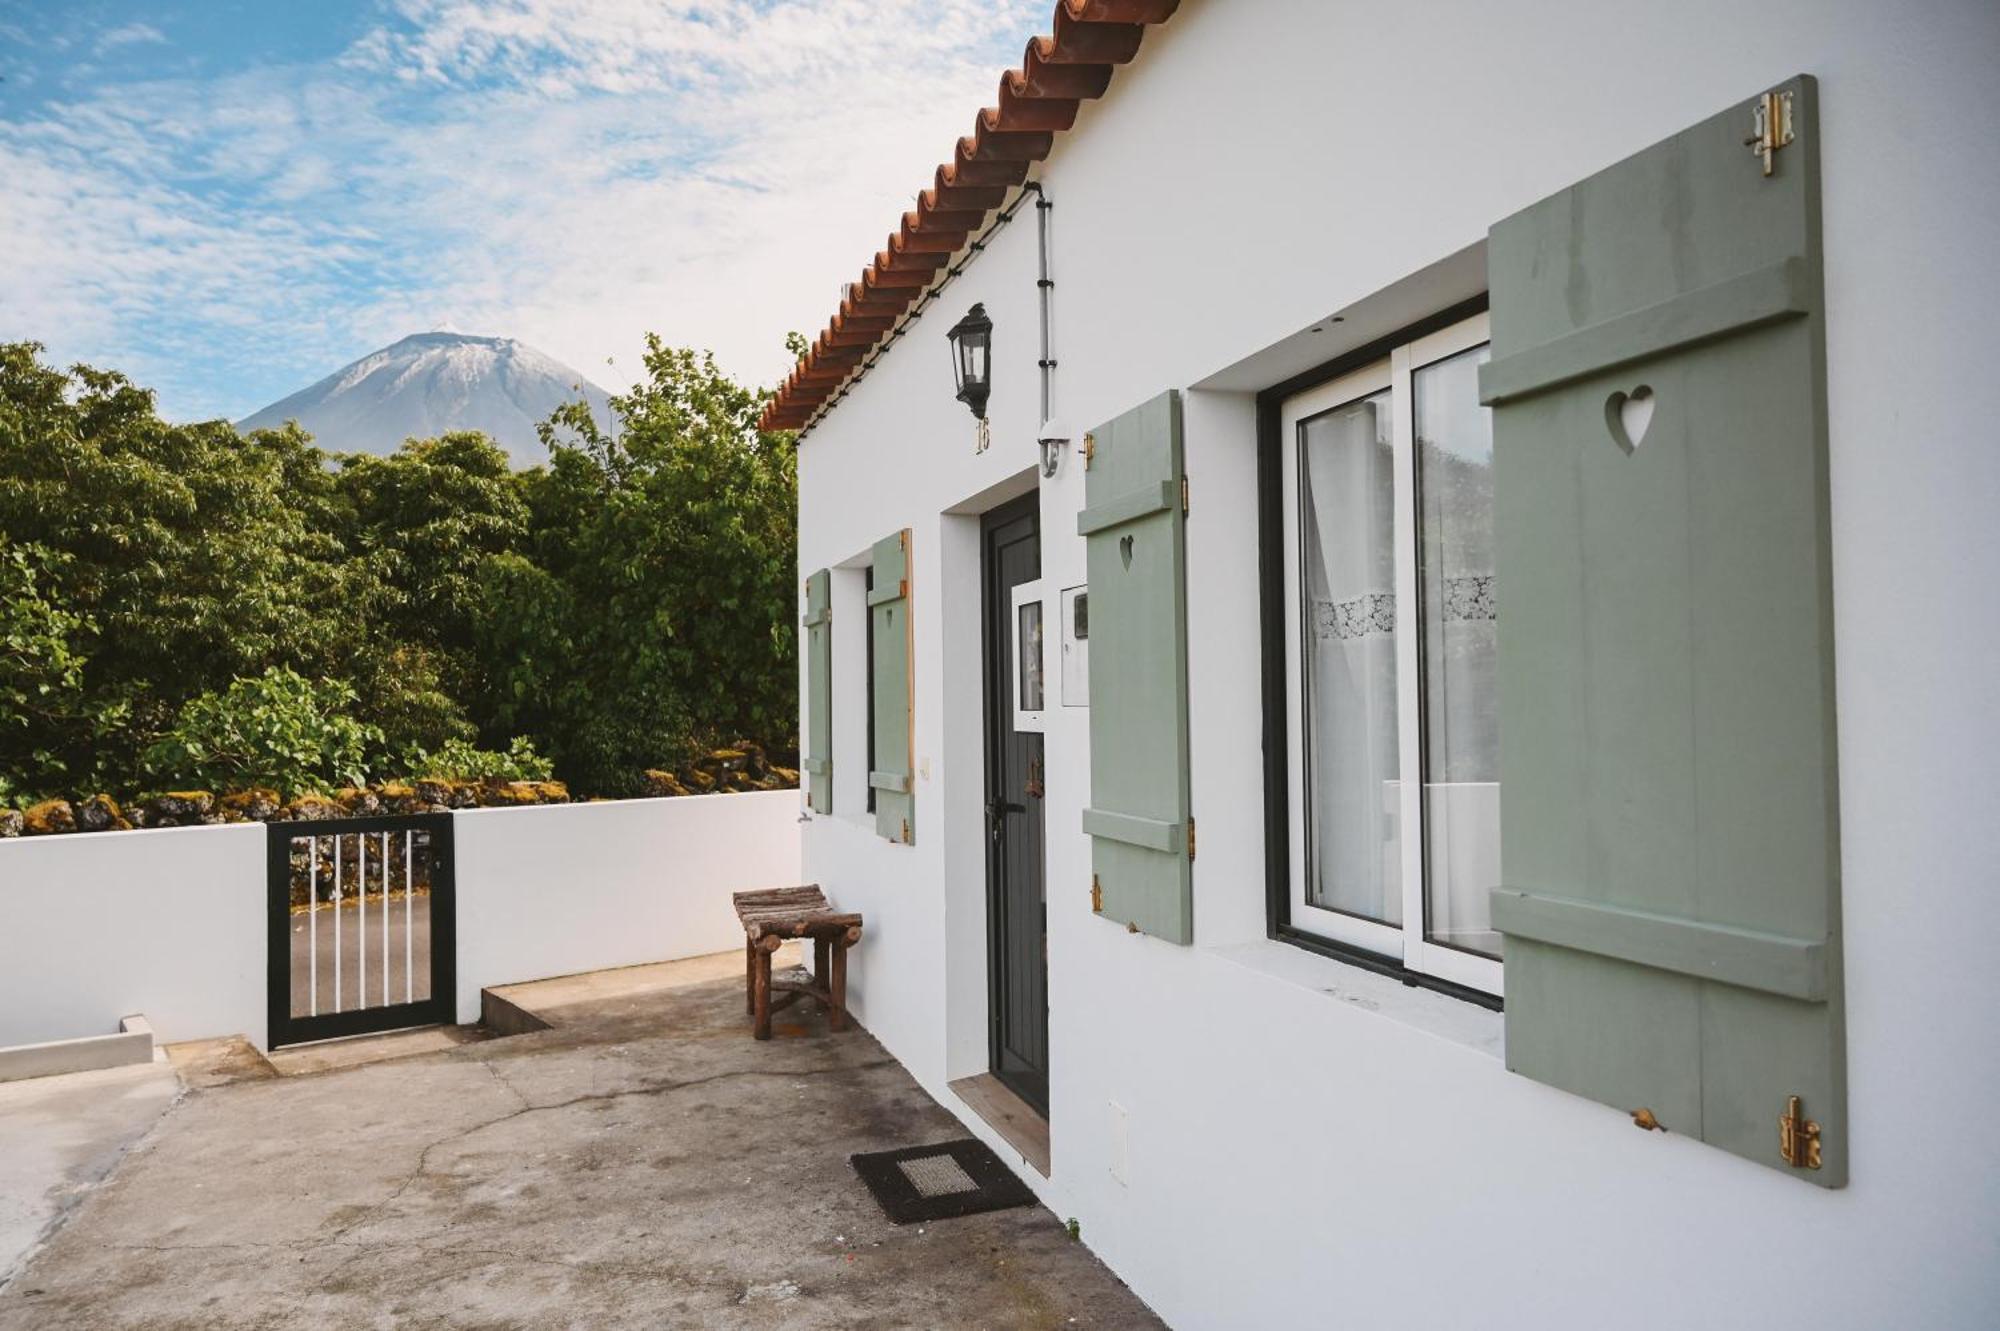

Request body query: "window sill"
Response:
[803, 807, 882, 839]
[1204, 935, 1504, 1060]
[1274, 924, 1503, 1011]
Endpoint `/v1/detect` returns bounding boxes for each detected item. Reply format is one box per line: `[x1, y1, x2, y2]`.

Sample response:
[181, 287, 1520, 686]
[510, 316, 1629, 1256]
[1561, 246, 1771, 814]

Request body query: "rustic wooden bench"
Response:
[733, 885, 863, 1040]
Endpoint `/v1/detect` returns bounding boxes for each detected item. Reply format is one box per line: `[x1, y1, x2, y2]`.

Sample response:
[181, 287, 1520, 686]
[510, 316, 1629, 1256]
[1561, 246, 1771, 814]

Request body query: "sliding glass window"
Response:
[1280, 314, 1501, 995]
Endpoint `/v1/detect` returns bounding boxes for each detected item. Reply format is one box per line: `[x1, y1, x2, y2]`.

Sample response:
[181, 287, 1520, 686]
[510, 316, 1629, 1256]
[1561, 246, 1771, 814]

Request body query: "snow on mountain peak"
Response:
[237, 332, 614, 467]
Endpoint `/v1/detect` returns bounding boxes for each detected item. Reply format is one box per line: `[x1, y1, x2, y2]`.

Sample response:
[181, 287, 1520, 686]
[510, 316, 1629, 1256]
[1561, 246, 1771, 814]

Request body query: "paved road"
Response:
[286, 895, 433, 1019]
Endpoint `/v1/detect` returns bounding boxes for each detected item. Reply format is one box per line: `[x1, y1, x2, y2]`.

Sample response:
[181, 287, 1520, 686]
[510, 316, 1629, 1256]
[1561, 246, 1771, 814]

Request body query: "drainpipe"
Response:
[1033, 187, 1070, 478]
[1036, 188, 1054, 425]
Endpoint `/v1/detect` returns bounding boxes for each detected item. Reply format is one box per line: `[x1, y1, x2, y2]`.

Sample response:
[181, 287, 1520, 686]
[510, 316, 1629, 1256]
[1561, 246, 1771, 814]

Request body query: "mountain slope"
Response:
[237, 331, 614, 466]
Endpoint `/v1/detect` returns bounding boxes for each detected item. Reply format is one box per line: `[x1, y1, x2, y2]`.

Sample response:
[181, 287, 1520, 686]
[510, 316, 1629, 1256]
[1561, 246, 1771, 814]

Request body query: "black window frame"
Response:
[1256, 293, 1502, 1012]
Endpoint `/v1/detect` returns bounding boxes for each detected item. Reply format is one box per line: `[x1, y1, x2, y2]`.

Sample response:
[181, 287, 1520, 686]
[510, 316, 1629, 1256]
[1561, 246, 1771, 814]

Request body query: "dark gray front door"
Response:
[983, 492, 1048, 1114]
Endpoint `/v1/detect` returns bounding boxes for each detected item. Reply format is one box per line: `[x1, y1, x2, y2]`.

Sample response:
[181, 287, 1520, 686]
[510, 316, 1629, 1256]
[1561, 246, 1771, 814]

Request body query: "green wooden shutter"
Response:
[1078, 390, 1192, 943]
[869, 530, 914, 844]
[1481, 75, 1844, 1184]
[802, 568, 832, 815]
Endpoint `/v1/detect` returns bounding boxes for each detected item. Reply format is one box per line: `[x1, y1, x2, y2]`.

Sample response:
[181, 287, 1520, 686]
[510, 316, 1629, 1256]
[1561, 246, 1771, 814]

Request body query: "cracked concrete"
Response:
[0, 1058, 182, 1290]
[0, 954, 1162, 1330]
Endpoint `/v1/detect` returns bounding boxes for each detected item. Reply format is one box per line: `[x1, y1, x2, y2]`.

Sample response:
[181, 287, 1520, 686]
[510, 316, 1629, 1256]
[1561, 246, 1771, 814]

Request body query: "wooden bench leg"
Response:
[828, 939, 849, 1033]
[752, 942, 773, 1041]
[745, 938, 756, 1016]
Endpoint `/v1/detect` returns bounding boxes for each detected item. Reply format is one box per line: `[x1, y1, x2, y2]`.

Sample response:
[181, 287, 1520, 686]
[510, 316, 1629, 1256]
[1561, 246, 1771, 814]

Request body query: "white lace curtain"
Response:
[1299, 393, 1402, 926]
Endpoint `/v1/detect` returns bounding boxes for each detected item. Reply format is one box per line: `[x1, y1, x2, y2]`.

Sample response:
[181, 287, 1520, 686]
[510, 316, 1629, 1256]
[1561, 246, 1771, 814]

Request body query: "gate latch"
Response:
[1778, 1094, 1822, 1169]
[1745, 89, 1794, 177]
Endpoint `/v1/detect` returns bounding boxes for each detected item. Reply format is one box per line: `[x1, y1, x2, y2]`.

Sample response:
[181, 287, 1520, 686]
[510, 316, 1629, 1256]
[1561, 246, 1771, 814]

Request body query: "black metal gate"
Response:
[266, 814, 456, 1048]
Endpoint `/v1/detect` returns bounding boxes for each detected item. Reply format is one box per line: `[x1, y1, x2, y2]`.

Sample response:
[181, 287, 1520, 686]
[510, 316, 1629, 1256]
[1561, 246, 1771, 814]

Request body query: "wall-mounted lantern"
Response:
[946, 302, 993, 422]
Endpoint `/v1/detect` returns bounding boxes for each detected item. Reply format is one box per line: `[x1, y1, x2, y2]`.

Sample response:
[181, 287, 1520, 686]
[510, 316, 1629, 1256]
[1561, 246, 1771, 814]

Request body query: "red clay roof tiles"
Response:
[761, 0, 1178, 432]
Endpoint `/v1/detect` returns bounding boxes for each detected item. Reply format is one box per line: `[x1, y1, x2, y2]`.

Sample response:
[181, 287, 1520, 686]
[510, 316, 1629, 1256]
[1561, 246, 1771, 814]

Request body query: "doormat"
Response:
[850, 1138, 1036, 1224]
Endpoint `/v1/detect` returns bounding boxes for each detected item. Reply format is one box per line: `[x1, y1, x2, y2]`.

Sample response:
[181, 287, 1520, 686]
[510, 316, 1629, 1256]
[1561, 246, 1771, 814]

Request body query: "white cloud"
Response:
[361, 0, 1034, 96]
[92, 22, 167, 55]
[0, 0, 1048, 421]
[0, 101, 372, 415]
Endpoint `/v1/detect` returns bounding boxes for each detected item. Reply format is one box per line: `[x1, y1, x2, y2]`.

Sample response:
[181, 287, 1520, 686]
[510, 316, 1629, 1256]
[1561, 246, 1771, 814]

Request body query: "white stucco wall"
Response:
[451, 789, 803, 1021]
[0, 823, 266, 1050]
[795, 1, 2000, 1326]
[0, 792, 803, 1053]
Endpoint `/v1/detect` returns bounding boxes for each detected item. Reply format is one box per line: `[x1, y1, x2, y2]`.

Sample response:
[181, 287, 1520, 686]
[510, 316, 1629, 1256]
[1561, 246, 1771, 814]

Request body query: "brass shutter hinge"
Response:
[1778, 1094, 1822, 1169]
[1180, 474, 1189, 516]
[1186, 816, 1196, 862]
[1082, 432, 1095, 469]
[1745, 89, 1794, 177]
[900, 817, 911, 844]
[1090, 874, 1103, 913]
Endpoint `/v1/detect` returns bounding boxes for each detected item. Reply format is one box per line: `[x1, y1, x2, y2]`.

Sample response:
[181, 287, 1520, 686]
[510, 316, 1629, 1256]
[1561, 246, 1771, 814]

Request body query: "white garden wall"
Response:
[794, 0, 2000, 1326]
[0, 791, 802, 1053]
[0, 823, 265, 1050]
[451, 789, 802, 1022]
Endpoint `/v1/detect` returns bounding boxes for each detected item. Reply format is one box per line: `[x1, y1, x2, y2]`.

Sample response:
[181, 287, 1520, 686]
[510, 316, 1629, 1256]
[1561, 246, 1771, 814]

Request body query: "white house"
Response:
[772, 1, 2000, 1325]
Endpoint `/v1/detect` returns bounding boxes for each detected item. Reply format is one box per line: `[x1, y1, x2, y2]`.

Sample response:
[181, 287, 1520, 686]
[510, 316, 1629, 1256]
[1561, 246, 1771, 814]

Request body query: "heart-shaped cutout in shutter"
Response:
[1604, 385, 1656, 455]
[1119, 534, 1135, 569]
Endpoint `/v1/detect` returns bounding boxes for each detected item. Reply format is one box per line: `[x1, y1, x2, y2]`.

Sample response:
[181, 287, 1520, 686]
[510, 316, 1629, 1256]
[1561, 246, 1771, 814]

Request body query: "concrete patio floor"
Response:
[0, 952, 1161, 1330]
[0, 1057, 181, 1289]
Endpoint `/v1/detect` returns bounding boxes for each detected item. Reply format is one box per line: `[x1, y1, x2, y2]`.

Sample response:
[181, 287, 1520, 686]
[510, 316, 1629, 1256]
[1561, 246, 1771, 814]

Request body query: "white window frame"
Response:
[1010, 578, 1048, 733]
[1279, 312, 1502, 997]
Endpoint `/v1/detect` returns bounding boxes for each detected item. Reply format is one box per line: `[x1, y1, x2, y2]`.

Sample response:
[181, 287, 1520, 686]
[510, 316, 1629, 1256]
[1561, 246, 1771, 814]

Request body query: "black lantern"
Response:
[946, 302, 993, 420]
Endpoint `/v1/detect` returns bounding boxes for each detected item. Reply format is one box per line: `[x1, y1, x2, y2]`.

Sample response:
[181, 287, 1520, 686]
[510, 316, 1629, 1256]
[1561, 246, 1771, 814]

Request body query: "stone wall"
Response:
[0, 740, 799, 838]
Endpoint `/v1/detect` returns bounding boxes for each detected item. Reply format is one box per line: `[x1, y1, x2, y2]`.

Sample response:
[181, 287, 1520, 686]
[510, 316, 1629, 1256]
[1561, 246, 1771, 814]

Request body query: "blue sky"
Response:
[0, 1, 1045, 421]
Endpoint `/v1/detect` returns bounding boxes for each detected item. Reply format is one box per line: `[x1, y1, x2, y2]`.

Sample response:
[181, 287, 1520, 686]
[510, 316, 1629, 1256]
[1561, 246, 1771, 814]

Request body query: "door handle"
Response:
[987, 798, 1026, 843]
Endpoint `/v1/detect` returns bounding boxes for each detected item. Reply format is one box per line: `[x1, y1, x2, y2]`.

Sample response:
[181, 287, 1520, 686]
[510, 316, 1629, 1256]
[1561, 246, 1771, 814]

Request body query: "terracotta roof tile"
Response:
[983, 82, 1081, 134]
[761, 0, 1179, 432]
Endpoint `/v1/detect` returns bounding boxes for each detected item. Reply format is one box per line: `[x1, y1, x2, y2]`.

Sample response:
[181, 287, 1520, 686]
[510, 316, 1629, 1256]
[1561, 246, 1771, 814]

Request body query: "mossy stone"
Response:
[23, 798, 75, 835]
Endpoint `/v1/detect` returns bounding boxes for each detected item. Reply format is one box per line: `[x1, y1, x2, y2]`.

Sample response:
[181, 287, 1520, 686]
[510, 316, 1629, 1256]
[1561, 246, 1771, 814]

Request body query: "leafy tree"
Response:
[349, 644, 476, 764]
[505, 338, 797, 794]
[333, 431, 529, 708]
[405, 735, 553, 784]
[142, 666, 382, 795]
[0, 338, 798, 807]
[0, 539, 121, 798]
[0, 543, 86, 725]
[0, 345, 350, 783]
